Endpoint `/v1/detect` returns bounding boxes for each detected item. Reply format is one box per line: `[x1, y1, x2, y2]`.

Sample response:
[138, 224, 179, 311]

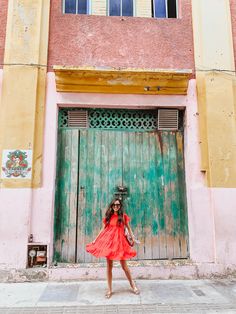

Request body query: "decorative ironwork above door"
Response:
[58, 108, 183, 131]
[59, 108, 158, 131]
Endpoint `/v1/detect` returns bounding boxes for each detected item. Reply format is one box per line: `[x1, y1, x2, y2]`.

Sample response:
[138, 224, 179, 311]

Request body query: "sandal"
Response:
[105, 291, 112, 299]
[131, 282, 140, 295]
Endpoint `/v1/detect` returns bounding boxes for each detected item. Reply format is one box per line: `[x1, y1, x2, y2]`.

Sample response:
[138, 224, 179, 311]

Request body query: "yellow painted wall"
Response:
[192, 0, 236, 187]
[0, 0, 50, 188]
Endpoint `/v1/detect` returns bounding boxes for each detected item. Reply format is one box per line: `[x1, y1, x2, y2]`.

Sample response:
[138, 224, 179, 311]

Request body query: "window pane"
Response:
[78, 0, 88, 14]
[154, 0, 166, 18]
[167, 0, 177, 18]
[109, 0, 121, 16]
[64, 0, 76, 14]
[122, 0, 133, 16]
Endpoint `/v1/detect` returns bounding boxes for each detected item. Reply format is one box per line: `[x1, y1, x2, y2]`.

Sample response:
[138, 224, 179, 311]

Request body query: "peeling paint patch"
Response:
[107, 78, 134, 85]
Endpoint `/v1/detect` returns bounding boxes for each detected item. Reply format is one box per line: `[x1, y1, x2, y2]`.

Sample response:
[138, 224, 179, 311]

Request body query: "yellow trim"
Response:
[195, 72, 209, 172]
[205, 72, 236, 187]
[192, 0, 236, 187]
[54, 66, 192, 95]
[0, 0, 50, 188]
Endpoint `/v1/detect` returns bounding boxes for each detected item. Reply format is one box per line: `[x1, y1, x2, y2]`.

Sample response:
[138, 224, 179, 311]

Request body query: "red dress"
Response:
[86, 213, 136, 260]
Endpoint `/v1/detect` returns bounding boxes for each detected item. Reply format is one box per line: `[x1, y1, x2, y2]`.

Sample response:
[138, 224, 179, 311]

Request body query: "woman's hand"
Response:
[127, 223, 140, 244]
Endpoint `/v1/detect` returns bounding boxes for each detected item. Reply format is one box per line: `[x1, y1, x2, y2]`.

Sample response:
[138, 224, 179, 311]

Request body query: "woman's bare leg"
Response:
[120, 260, 140, 294]
[106, 258, 113, 297]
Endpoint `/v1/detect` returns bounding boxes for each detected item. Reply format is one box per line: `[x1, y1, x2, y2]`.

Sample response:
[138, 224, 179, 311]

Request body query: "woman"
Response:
[86, 198, 140, 298]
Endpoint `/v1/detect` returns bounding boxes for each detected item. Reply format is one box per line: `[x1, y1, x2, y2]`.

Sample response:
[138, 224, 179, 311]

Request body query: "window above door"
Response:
[152, 0, 177, 18]
[64, 0, 89, 14]
[109, 0, 134, 17]
[63, 0, 178, 18]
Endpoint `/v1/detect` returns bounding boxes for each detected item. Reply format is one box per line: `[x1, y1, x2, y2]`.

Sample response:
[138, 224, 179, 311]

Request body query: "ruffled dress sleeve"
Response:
[123, 213, 131, 225]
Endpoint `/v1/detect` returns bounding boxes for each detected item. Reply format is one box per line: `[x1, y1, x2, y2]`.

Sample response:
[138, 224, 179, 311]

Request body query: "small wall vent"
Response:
[158, 109, 179, 130]
[68, 110, 88, 128]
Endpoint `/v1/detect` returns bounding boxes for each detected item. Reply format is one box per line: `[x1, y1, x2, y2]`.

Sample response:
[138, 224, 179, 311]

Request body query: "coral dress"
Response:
[86, 213, 136, 260]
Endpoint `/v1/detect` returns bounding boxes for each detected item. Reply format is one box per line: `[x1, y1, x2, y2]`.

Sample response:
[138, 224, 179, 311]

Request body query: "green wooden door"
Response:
[54, 126, 188, 263]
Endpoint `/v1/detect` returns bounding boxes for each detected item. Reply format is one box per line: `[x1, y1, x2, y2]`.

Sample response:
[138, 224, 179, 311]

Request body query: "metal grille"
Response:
[158, 109, 179, 130]
[59, 108, 181, 131]
[59, 108, 158, 131]
[89, 109, 157, 130]
[59, 109, 69, 128]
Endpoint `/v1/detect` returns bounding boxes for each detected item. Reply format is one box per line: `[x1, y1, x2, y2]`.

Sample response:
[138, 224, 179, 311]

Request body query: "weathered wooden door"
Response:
[54, 109, 189, 263]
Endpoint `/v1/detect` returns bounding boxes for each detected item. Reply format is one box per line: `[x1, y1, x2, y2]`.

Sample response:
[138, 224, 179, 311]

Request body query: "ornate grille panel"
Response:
[59, 109, 69, 128]
[59, 108, 158, 131]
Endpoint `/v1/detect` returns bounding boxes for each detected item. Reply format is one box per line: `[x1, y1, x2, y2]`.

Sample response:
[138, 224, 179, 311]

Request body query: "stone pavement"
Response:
[0, 279, 236, 313]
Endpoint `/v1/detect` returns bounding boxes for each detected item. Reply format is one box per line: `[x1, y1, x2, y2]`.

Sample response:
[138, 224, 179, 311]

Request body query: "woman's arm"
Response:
[126, 222, 135, 241]
[126, 222, 141, 244]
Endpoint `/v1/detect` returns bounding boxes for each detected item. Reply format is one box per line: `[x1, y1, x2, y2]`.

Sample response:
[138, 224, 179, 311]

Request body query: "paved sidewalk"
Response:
[0, 279, 236, 313]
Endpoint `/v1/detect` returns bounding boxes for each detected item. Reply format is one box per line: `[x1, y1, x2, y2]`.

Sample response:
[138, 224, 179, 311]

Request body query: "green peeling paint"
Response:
[54, 112, 188, 262]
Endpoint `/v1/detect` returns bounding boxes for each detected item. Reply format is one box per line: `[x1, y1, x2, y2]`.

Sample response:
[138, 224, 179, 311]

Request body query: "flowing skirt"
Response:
[86, 225, 136, 260]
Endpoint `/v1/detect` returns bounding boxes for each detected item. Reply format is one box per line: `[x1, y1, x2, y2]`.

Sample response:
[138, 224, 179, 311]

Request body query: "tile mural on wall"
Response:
[1, 150, 32, 179]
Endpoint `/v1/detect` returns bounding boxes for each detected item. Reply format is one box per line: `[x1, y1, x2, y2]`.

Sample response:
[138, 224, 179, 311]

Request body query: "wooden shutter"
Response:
[91, 0, 107, 15]
[136, 0, 152, 17]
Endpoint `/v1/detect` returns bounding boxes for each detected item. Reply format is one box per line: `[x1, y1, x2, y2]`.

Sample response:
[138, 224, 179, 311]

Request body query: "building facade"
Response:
[0, 0, 236, 280]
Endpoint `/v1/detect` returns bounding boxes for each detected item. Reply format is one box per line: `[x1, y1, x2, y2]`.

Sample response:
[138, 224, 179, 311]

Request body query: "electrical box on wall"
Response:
[27, 244, 48, 268]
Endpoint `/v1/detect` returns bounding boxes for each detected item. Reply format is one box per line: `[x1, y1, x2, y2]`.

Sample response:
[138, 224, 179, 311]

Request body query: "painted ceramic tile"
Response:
[1, 149, 32, 179]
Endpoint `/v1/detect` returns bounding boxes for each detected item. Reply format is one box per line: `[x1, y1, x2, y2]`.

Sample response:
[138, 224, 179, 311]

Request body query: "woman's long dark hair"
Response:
[104, 198, 124, 226]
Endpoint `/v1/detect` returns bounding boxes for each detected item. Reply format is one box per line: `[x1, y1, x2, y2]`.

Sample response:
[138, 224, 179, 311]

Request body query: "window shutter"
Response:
[136, 0, 152, 17]
[91, 0, 106, 15]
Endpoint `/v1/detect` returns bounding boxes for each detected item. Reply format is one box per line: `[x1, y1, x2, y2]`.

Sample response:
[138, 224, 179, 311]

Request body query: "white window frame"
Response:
[107, 0, 135, 17]
[152, 0, 178, 18]
[63, 0, 91, 14]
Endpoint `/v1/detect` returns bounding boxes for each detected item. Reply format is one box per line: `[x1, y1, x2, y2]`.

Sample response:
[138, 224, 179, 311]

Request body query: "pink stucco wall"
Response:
[212, 188, 236, 265]
[31, 75, 236, 268]
[230, 0, 236, 68]
[0, 0, 8, 68]
[184, 81, 236, 265]
[0, 189, 32, 268]
[1, 73, 236, 273]
[0, 73, 58, 269]
[30, 74, 58, 261]
[48, 0, 194, 72]
[184, 81, 215, 263]
[0, 66, 32, 269]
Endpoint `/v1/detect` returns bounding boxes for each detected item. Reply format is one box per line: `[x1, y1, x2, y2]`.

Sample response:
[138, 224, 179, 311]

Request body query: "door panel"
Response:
[54, 128, 189, 263]
[54, 129, 79, 263]
[77, 130, 124, 263]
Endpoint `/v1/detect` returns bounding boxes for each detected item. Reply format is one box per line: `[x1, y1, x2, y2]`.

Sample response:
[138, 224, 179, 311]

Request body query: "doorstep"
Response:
[1, 260, 236, 283]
